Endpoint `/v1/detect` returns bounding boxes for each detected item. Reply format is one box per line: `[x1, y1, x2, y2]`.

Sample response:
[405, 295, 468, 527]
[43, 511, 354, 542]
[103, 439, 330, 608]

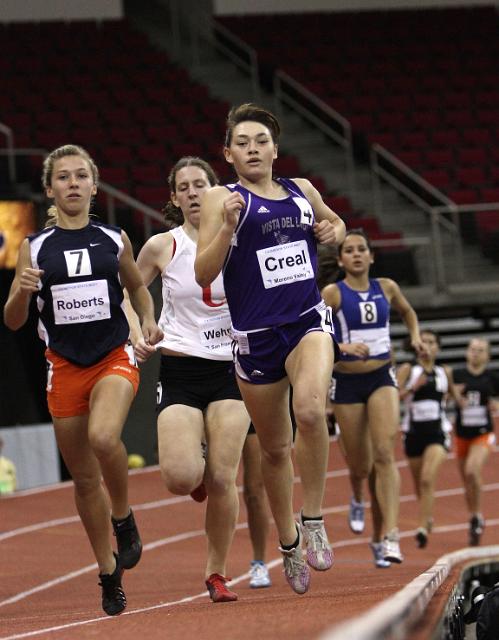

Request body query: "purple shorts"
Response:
[233, 305, 338, 385]
[330, 362, 397, 404]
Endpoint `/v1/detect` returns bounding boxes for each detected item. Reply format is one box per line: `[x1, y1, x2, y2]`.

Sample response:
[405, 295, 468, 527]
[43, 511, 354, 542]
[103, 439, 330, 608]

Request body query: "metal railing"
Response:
[370, 235, 434, 286]
[207, 20, 260, 103]
[273, 70, 355, 198]
[370, 144, 464, 291]
[170, 7, 355, 196]
[0, 122, 16, 183]
[178, 7, 260, 102]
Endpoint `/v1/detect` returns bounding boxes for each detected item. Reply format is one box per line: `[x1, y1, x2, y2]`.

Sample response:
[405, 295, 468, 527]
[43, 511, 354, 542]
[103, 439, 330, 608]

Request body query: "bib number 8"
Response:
[359, 301, 378, 324]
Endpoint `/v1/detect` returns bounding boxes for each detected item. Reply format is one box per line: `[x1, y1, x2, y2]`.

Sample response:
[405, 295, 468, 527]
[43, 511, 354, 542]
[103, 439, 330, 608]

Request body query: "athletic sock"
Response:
[280, 532, 300, 551]
[301, 513, 323, 523]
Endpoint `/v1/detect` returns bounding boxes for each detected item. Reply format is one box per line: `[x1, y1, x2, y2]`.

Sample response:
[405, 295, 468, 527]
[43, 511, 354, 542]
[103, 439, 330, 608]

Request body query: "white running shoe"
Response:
[301, 515, 334, 571]
[279, 526, 311, 594]
[349, 497, 365, 534]
[382, 529, 403, 564]
[249, 561, 271, 588]
[369, 541, 391, 568]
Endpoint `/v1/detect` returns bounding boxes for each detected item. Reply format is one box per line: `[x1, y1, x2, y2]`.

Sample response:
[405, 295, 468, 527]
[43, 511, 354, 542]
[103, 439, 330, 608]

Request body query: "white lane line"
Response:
[0, 528, 205, 608]
[0, 466, 160, 499]
[0, 463, 400, 542]
[3, 483, 499, 611]
[1, 452, 497, 638]
[4, 449, 484, 542]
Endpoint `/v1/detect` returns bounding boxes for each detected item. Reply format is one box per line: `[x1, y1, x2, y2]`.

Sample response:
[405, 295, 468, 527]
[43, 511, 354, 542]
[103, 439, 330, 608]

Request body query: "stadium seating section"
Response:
[218, 6, 499, 264]
[0, 19, 366, 246]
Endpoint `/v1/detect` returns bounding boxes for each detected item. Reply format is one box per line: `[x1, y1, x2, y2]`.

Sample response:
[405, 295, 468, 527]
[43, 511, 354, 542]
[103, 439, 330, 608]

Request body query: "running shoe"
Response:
[98, 553, 126, 616]
[301, 514, 334, 571]
[190, 483, 207, 503]
[249, 560, 272, 588]
[415, 527, 428, 549]
[469, 515, 485, 546]
[112, 509, 142, 570]
[382, 529, 403, 563]
[279, 528, 311, 595]
[369, 541, 391, 568]
[205, 573, 238, 602]
[349, 497, 365, 534]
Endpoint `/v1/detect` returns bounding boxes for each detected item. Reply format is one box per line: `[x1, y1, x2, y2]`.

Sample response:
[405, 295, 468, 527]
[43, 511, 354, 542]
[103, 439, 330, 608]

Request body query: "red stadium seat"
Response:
[461, 128, 491, 145]
[275, 156, 301, 176]
[432, 130, 460, 147]
[480, 188, 499, 203]
[324, 196, 353, 215]
[99, 166, 130, 189]
[346, 216, 381, 235]
[456, 167, 486, 188]
[458, 148, 487, 166]
[131, 165, 165, 186]
[421, 169, 452, 191]
[134, 185, 169, 209]
[448, 189, 478, 205]
[399, 131, 428, 149]
[425, 149, 454, 167]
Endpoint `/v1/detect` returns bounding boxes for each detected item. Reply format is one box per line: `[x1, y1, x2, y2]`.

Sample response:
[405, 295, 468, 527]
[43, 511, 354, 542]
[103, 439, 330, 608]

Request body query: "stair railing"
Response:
[370, 144, 464, 291]
[273, 70, 355, 199]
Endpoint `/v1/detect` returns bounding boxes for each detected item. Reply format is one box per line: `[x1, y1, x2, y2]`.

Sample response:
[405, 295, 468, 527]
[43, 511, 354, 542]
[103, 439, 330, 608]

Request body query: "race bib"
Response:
[231, 328, 250, 355]
[461, 405, 488, 427]
[411, 399, 440, 422]
[292, 197, 314, 226]
[349, 326, 390, 357]
[199, 312, 232, 355]
[318, 303, 334, 334]
[51, 279, 110, 324]
[257, 240, 314, 289]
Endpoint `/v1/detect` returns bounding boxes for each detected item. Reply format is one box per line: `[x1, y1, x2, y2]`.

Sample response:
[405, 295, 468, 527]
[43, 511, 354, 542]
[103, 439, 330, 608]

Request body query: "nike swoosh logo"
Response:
[90, 243, 100, 247]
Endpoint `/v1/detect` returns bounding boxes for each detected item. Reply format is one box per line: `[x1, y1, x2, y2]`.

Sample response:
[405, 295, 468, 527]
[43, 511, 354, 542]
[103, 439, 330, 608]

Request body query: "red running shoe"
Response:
[205, 573, 238, 602]
[190, 483, 207, 503]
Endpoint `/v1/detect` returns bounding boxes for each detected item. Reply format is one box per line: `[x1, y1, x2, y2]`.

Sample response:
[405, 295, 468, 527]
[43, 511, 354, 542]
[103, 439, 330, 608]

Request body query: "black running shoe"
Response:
[469, 515, 484, 546]
[112, 509, 142, 569]
[415, 528, 428, 549]
[99, 553, 126, 616]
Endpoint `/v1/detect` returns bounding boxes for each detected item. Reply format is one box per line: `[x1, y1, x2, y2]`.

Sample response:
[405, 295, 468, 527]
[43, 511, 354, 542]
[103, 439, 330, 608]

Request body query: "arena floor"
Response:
[1, 434, 498, 640]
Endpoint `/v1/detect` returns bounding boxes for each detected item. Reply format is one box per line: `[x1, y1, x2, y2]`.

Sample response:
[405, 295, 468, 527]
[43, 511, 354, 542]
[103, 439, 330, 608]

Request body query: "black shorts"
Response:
[404, 430, 451, 458]
[156, 355, 242, 413]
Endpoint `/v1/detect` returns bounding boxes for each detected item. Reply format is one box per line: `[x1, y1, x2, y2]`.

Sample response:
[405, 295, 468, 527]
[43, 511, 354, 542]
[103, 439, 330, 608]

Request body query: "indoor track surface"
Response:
[1, 435, 498, 640]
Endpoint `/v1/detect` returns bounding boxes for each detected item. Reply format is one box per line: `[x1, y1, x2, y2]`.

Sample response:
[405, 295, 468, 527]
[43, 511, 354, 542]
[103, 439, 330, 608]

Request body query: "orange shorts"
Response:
[455, 432, 496, 459]
[46, 343, 140, 418]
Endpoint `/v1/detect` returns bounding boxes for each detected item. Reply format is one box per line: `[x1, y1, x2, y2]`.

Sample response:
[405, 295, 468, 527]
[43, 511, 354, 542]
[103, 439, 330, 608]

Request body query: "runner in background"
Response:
[453, 337, 499, 545]
[321, 229, 425, 565]
[398, 330, 453, 548]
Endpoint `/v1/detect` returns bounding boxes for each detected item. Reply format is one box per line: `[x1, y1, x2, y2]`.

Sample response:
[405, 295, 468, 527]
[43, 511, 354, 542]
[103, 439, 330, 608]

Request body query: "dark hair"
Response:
[225, 103, 281, 147]
[339, 228, 373, 255]
[316, 244, 340, 291]
[162, 156, 218, 228]
[421, 329, 441, 347]
[402, 329, 440, 353]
